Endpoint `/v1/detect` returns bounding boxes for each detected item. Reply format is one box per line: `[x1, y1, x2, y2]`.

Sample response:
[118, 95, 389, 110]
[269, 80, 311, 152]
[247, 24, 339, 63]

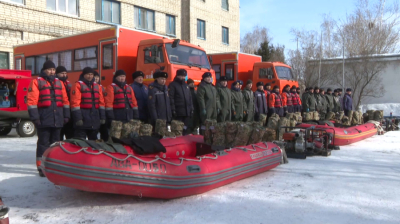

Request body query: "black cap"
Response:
[42, 60, 56, 71]
[202, 72, 212, 79]
[265, 83, 271, 87]
[314, 86, 319, 90]
[220, 76, 228, 81]
[346, 88, 352, 92]
[273, 85, 279, 90]
[256, 81, 264, 87]
[56, 66, 67, 74]
[93, 70, 100, 77]
[114, 69, 126, 78]
[187, 78, 194, 84]
[176, 69, 187, 77]
[132, 71, 144, 79]
[334, 89, 338, 93]
[338, 88, 343, 92]
[327, 88, 332, 92]
[82, 67, 95, 76]
[320, 88, 325, 92]
[291, 85, 297, 89]
[296, 87, 301, 90]
[238, 80, 243, 85]
[284, 84, 291, 89]
[154, 71, 168, 79]
[246, 79, 253, 85]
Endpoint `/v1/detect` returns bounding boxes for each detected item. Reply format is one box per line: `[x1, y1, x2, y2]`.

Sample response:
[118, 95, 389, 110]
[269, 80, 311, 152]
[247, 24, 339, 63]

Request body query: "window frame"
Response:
[166, 14, 176, 36]
[197, 19, 206, 40]
[222, 26, 229, 45]
[0, 52, 10, 69]
[15, 58, 22, 70]
[0, 0, 24, 5]
[134, 6, 156, 32]
[95, 0, 121, 24]
[46, 0, 79, 16]
[224, 64, 235, 80]
[102, 44, 113, 70]
[24, 50, 74, 76]
[212, 64, 221, 80]
[73, 46, 98, 71]
[222, 0, 229, 11]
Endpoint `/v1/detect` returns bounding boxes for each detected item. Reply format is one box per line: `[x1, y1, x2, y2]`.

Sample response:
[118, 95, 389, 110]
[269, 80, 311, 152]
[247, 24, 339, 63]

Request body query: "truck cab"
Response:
[138, 39, 215, 86]
[0, 69, 36, 137]
[252, 62, 298, 92]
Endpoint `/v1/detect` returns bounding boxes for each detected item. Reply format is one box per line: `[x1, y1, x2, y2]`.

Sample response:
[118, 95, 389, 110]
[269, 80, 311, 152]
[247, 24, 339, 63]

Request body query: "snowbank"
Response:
[1, 130, 400, 224]
[360, 103, 400, 116]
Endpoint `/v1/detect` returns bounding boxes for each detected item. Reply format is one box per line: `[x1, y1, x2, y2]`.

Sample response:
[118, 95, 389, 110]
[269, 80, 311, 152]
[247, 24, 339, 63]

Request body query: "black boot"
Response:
[38, 168, 46, 177]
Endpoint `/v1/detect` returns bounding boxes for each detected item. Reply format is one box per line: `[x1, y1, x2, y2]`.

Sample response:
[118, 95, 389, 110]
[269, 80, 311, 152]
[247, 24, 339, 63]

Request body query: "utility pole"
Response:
[342, 37, 345, 93]
[318, 31, 322, 87]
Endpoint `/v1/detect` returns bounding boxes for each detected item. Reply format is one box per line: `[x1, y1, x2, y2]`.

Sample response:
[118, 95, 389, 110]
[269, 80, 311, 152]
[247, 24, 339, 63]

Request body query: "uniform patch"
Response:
[149, 96, 152, 99]
[28, 87, 32, 92]
[149, 86, 153, 89]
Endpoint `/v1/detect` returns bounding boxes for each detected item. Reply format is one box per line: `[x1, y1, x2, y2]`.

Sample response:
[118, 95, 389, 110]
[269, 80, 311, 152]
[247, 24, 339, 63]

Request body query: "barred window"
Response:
[74, 47, 97, 71]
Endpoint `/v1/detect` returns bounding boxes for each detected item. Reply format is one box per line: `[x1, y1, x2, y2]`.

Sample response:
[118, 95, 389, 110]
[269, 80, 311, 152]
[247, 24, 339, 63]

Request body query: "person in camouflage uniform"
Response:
[301, 87, 309, 112]
[332, 89, 341, 113]
[217, 76, 232, 122]
[304, 88, 316, 112]
[314, 87, 322, 113]
[324, 88, 334, 113]
[197, 72, 220, 124]
[242, 79, 255, 122]
[231, 81, 246, 121]
[318, 88, 328, 120]
[187, 78, 200, 134]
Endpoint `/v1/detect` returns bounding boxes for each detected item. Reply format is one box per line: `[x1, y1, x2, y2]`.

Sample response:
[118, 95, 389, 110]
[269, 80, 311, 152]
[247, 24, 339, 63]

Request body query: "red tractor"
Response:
[0, 69, 36, 137]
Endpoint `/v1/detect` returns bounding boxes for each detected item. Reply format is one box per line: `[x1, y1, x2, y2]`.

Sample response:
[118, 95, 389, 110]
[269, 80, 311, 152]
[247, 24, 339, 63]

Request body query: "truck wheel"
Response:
[0, 127, 12, 136]
[17, 120, 36, 137]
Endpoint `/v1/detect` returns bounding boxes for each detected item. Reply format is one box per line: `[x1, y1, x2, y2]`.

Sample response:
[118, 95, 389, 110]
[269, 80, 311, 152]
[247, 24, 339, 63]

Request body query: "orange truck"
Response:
[13, 26, 215, 87]
[208, 52, 298, 91]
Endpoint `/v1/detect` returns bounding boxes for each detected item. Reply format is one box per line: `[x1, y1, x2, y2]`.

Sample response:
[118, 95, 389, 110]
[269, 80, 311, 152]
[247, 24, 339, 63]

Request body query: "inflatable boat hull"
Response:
[42, 135, 282, 199]
[296, 123, 377, 146]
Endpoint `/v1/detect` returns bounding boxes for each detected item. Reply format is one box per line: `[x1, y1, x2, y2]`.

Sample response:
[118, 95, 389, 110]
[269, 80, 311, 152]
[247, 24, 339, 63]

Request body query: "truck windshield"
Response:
[165, 44, 210, 69]
[275, 66, 293, 80]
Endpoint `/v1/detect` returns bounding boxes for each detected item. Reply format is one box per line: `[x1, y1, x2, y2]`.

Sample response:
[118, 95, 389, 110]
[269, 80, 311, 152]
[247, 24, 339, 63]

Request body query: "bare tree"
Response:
[240, 26, 271, 54]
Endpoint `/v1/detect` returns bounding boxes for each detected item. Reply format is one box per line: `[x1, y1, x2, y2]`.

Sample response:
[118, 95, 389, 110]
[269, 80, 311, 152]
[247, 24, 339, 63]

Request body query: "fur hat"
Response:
[220, 76, 228, 81]
[202, 72, 212, 79]
[256, 81, 264, 87]
[346, 88, 352, 92]
[154, 71, 168, 79]
[176, 69, 187, 77]
[132, 71, 144, 79]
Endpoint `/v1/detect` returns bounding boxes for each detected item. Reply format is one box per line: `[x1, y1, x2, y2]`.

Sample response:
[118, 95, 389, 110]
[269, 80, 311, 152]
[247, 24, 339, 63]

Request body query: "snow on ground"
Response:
[361, 103, 400, 116]
[1, 130, 400, 224]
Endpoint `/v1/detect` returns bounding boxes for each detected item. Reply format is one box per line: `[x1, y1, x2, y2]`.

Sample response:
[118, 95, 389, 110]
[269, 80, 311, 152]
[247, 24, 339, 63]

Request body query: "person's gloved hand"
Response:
[76, 120, 83, 126]
[202, 109, 207, 116]
[63, 118, 69, 124]
[100, 119, 106, 125]
[172, 110, 177, 118]
[33, 120, 41, 126]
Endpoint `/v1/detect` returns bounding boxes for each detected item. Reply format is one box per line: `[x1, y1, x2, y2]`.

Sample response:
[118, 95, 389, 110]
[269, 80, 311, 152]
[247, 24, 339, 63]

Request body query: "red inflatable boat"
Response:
[41, 135, 282, 199]
[296, 123, 377, 146]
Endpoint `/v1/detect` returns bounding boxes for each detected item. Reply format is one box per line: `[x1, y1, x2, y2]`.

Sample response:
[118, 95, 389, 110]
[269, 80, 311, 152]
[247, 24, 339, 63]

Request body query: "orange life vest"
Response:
[79, 81, 100, 109]
[285, 92, 293, 106]
[112, 83, 134, 109]
[273, 93, 283, 108]
[37, 77, 63, 108]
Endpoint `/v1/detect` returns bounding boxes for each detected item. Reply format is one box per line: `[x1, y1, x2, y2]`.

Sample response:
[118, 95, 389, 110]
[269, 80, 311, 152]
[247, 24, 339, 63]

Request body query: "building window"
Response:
[15, 58, 22, 70]
[197, 19, 206, 39]
[222, 0, 229, 10]
[212, 64, 221, 80]
[59, 51, 72, 71]
[1, 0, 24, 4]
[95, 0, 120, 24]
[103, 44, 113, 69]
[134, 7, 155, 31]
[46, 0, 78, 16]
[25, 57, 35, 75]
[0, 52, 9, 69]
[222, 27, 229, 44]
[225, 64, 234, 80]
[259, 68, 273, 79]
[74, 47, 97, 71]
[166, 15, 176, 36]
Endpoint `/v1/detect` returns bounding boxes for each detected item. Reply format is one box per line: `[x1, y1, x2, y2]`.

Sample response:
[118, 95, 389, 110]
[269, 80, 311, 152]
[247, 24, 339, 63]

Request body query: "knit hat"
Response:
[93, 70, 100, 77]
[176, 69, 187, 77]
[314, 86, 319, 90]
[284, 84, 291, 89]
[82, 67, 95, 76]
[346, 88, 352, 92]
[327, 88, 332, 92]
[202, 72, 212, 79]
[291, 85, 297, 90]
[114, 69, 126, 78]
[296, 87, 301, 90]
[338, 88, 343, 92]
[273, 85, 279, 90]
[132, 71, 144, 79]
[220, 76, 228, 81]
[55, 66, 67, 74]
[246, 79, 253, 85]
[187, 78, 194, 85]
[334, 89, 338, 93]
[265, 83, 271, 87]
[154, 71, 168, 79]
[42, 60, 56, 71]
[256, 81, 264, 87]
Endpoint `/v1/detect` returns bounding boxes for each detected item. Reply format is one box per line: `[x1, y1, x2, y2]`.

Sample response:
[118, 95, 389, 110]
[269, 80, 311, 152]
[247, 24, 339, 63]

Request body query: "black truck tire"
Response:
[0, 127, 12, 136]
[17, 120, 36, 137]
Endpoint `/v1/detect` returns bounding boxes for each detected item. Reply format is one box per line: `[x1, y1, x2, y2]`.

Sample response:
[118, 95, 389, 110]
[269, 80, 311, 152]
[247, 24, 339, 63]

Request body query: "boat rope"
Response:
[56, 141, 272, 166]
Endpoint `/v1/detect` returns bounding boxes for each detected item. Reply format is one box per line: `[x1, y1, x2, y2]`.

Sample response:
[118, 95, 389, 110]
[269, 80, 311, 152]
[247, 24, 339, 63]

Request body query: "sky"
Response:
[239, 0, 372, 52]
